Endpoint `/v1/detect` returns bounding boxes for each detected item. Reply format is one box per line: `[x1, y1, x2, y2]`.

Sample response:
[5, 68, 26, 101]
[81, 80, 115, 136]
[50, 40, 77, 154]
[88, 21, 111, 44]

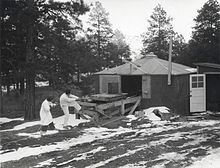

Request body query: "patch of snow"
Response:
[143, 106, 170, 121]
[35, 81, 49, 87]
[0, 126, 133, 163]
[34, 158, 54, 168]
[144, 106, 170, 114]
[119, 163, 147, 168]
[158, 152, 186, 161]
[0, 114, 89, 133]
[186, 147, 220, 168]
[85, 144, 149, 168]
[151, 152, 187, 168]
[145, 111, 161, 121]
[126, 115, 137, 121]
[0, 120, 41, 132]
[53, 114, 89, 130]
[187, 120, 219, 127]
[0, 117, 24, 124]
[17, 130, 59, 138]
[57, 146, 105, 166]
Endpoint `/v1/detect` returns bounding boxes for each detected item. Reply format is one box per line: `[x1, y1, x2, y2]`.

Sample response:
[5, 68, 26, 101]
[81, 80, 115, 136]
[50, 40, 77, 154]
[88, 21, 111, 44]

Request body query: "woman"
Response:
[40, 96, 56, 135]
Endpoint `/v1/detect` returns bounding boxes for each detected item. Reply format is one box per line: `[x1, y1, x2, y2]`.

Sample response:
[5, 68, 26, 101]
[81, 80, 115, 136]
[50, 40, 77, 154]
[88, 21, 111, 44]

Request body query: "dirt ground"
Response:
[1, 114, 220, 168]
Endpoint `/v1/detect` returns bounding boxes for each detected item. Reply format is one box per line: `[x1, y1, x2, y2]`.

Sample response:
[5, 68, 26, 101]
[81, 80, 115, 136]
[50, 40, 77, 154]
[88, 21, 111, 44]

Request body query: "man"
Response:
[39, 96, 56, 136]
[59, 89, 81, 129]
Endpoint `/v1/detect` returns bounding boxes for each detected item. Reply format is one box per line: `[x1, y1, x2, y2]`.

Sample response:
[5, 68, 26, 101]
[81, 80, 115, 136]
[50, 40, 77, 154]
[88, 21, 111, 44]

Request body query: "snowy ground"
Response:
[0, 112, 220, 168]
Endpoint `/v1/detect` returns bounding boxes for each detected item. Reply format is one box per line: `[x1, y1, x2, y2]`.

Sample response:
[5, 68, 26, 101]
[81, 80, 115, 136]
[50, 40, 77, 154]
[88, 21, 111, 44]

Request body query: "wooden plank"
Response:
[76, 110, 89, 120]
[101, 116, 126, 127]
[82, 109, 100, 123]
[124, 106, 133, 114]
[90, 93, 127, 102]
[97, 96, 141, 110]
[95, 108, 111, 118]
[78, 101, 97, 107]
[110, 109, 120, 116]
[121, 101, 125, 115]
[129, 98, 141, 115]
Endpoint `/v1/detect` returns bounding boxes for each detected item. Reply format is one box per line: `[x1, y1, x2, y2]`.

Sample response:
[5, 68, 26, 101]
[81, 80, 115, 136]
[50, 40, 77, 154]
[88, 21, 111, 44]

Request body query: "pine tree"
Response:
[1, 0, 89, 119]
[142, 4, 174, 59]
[109, 29, 131, 67]
[86, 1, 114, 70]
[189, 0, 220, 63]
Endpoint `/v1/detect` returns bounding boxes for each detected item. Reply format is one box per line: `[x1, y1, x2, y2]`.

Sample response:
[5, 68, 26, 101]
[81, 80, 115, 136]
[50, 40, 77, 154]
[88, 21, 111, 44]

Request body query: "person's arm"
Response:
[69, 94, 79, 100]
[43, 102, 50, 113]
[63, 96, 77, 103]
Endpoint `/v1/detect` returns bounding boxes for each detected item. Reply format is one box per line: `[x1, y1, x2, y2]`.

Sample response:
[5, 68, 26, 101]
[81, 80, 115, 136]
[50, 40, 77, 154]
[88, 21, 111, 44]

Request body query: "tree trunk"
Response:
[20, 76, 25, 94]
[24, 0, 36, 121]
[6, 72, 10, 96]
[0, 0, 3, 113]
[77, 68, 80, 83]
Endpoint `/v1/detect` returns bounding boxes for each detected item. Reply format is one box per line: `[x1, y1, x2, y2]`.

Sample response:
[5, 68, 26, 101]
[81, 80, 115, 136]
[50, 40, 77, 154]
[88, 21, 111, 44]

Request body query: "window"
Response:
[192, 76, 204, 88]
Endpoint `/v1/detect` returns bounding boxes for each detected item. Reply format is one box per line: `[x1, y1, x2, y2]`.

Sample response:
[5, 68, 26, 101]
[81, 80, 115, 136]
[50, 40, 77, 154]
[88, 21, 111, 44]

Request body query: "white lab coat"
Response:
[59, 93, 81, 111]
[40, 99, 53, 126]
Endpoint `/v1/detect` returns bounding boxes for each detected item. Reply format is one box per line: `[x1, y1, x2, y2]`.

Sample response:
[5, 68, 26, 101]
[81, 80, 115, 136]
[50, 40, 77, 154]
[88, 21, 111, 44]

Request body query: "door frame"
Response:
[190, 74, 206, 112]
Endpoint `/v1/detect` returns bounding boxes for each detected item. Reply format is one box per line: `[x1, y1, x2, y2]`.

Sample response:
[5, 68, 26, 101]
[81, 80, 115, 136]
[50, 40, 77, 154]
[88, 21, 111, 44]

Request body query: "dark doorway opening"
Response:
[206, 74, 220, 111]
[121, 75, 142, 96]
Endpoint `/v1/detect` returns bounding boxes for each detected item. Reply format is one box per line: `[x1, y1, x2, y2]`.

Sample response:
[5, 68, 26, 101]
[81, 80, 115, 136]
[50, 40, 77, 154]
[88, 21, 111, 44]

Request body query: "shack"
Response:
[94, 53, 196, 115]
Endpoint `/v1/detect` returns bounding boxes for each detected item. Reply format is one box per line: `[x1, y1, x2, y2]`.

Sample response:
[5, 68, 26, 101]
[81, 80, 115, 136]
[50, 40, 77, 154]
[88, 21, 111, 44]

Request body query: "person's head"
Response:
[46, 96, 54, 102]
[65, 89, 71, 95]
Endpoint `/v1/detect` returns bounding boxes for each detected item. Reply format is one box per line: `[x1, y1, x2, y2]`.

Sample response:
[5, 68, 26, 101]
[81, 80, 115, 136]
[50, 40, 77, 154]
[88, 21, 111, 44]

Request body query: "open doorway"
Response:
[121, 75, 142, 96]
[206, 74, 220, 111]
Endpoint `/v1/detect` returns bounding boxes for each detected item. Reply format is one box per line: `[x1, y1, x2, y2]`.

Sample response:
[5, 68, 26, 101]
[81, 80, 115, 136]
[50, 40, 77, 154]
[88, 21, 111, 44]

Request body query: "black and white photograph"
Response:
[0, 0, 220, 167]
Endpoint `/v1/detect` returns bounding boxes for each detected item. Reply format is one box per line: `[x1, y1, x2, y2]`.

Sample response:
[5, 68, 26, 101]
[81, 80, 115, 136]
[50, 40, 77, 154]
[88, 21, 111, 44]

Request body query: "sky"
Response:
[82, 0, 209, 42]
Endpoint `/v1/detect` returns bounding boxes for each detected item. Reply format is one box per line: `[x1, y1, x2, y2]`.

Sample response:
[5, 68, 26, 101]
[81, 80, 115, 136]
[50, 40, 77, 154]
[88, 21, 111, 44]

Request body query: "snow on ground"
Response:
[143, 106, 170, 121]
[0, 114, 88, 133]
[0, 126, 132, 162]
[0, 117, 24, 124]
[34, 159, 54, 168]
[186, 147, 220, 168]
[1, 111, 220, 167]
[56, 146, 105, 167]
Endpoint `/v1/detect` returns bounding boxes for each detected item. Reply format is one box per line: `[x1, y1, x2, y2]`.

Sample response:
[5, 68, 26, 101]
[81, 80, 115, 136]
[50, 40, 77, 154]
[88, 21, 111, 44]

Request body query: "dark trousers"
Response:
[41, 122, 55, 132]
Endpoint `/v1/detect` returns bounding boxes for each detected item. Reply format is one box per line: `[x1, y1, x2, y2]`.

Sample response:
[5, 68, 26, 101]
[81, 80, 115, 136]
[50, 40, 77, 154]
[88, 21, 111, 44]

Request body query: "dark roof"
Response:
[194, 63, 220, 69]
[96, 53, 196, 75]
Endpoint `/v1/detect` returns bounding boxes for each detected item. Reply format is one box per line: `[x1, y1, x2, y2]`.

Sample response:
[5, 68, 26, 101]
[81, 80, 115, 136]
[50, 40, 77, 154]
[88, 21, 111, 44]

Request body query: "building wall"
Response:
[141, 75, 190, 115]
[98, 75, 121, 94]
[95, 74, 190, 115]
[94, 75, 100, 94]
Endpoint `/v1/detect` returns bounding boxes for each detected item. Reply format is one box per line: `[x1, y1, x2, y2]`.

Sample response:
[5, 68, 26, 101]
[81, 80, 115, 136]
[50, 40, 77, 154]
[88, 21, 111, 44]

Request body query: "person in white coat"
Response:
[60, 89, 81, 128]
[40, 96, 56, 135]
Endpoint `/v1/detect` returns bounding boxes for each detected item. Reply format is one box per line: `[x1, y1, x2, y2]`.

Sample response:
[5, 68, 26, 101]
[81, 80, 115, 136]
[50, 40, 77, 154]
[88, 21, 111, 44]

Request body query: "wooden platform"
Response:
[89, 93, 127, 102]
[77, 94, 141, 125]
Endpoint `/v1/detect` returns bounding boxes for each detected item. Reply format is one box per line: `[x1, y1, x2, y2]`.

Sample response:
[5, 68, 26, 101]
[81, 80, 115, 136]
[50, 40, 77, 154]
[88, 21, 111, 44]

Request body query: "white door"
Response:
[190, 74, 206, 112]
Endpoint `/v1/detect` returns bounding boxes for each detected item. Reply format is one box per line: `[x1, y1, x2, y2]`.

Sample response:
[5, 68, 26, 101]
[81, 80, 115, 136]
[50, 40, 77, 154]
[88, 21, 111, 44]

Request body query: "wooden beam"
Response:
[101, 116, 125, 127]
[95, 108, 111, 118]
[121, 100, 125, 115]
[97, 96, 141, 110]
[129, 98, 141, 115]
[78, 101, 97, 107]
